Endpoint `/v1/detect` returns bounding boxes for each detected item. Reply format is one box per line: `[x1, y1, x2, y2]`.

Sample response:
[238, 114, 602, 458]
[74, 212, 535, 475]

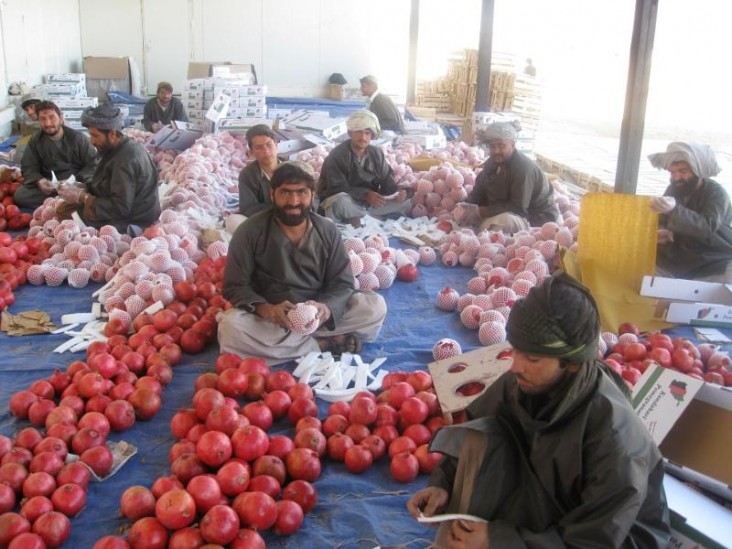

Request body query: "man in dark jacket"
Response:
[408, 272, 671, 548]
[56, 104, 160, 233]
[467, 120, 558, 232]
[142, 81, 188, 132]
[17, 101, 98, 209]
[238, 124, 281, 217]
[219, 162, 386, 364]
[648, 142, 732, 282]
[318, 110, 409, 227]
[360, 75, 404, 134]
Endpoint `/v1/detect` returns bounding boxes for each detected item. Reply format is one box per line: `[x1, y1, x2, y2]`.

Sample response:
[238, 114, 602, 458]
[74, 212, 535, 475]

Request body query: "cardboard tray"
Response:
[640, 276, 732, 327]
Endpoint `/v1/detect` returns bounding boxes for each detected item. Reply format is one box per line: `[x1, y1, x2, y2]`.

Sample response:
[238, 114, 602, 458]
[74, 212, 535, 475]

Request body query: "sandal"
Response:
[317, 333, 362, 355]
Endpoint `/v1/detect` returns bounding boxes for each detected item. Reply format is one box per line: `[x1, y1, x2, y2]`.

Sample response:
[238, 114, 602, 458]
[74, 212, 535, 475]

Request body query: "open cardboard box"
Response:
[632, 364, 732, 547]
[147, 124, 202, 151]
[187, 62, 257, 83]
[640, 276, 732, 327]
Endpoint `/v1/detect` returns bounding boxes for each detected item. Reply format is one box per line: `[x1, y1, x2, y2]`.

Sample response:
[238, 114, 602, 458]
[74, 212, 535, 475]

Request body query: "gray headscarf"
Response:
[81, 104, 124, 131]
[476, 120, 522, 143]
[648, 142, 721, 179]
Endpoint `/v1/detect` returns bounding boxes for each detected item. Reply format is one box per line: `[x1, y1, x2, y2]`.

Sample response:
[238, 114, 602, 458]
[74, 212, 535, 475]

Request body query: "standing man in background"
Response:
[648, 142, 732, 282]
[142, 81, 188, 132]
[360, 75, 404, 134]
[17, 101, 98, 209]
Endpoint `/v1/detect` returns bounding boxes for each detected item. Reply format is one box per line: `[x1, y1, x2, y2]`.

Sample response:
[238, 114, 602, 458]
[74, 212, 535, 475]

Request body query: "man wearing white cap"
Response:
[467, 120, 558, 233]
[648, 142, 732, 281]
[318, 110, 410, 227]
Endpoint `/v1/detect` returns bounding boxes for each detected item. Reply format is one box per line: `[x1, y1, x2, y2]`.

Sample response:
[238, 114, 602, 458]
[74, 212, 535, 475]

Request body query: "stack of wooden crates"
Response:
[413, 49, 541, 134]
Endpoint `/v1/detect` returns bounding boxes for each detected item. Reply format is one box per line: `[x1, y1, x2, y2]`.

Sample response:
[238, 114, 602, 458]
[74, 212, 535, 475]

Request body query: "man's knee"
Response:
[13, 184, 45, 209]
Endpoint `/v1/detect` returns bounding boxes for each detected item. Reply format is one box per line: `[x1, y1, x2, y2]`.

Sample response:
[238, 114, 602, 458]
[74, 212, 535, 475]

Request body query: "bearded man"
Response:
[143, 81, 188, 132]
[219, 162, 387, 364]
[17, 101, 98, 209]
[648, 142, 732, 282]
[318, 110, 410, 227]
[56, 104, 160, 233]
[407, 272, 671, 548]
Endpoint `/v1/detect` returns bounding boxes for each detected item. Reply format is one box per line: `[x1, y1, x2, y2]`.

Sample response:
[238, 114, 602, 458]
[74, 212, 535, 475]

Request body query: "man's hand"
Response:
[447, 519, 489, 549]
[305, 300, 331, 327]
[650, 196, 676, 214]
[57, 185, 86, 205]
[395, 189, 408, 203]
[152, 122, 162, 132]
[406, 486, 449, 519]
[364, 191, 386, 208]
[37, 178, 55, 195]
[255, 301, 295, 329]
[657, 229, 674, 245]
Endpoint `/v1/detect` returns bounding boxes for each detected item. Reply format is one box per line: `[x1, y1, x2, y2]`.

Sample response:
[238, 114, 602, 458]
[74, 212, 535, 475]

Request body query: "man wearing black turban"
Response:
[408, 272, 671, 548]
[56, 104, 161, 233]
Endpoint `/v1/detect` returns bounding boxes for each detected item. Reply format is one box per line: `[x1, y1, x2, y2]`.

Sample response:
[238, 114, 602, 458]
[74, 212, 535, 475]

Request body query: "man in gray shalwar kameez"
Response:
[648, 142, 732, 282]
[407, 273, 670, 548]
[17, 101, 98, 210]
[56, 104, 160, 233]
[219, 162, 386, 364]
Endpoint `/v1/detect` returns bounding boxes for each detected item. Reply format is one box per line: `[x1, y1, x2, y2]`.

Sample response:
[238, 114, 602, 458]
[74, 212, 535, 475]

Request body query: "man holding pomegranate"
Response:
[219, 162, 387, 363]
[55, 104, 160, 234]
[648, 142, 732, 282]
[408, 272, 670, 548]
[318, 110, 410, 228]
[16, 101, 98, 210]
[467, 120, 558, 233]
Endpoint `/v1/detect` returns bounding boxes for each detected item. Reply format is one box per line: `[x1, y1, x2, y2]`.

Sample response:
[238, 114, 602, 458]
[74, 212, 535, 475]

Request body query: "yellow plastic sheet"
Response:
[561, 193, 671, 333]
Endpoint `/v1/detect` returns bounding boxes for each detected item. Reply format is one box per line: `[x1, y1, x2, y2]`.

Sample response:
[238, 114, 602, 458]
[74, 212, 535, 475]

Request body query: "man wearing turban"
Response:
[318, 110, 410, 227]
[143, 81, 188, 132]
[408, 272, 670, 548]
[56, 104, 161, 233]
[648, 142, 732, 281]
[467, 120, 558, 233]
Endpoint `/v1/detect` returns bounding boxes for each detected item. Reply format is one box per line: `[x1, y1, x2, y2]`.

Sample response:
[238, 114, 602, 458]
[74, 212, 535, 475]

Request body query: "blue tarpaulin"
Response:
[0, 245, 480, 548]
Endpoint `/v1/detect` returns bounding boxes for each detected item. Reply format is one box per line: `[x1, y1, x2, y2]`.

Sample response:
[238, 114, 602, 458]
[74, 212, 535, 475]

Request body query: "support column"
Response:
[615, 0, 659, 194]
[406, 0, 420, 104]
[474, 0, 495, 112]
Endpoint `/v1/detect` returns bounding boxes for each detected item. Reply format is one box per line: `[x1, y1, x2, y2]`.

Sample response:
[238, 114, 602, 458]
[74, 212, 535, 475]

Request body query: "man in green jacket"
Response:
[408, 272, 671, 548]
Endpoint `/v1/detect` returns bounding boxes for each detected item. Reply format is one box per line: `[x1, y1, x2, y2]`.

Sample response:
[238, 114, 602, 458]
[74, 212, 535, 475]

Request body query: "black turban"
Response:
[507, 272, 600, 363]
[81, 104, 123, 131]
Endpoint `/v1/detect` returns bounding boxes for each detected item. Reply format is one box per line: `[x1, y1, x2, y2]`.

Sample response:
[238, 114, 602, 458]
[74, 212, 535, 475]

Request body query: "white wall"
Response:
[0, 0, 82, 132]
[78, 0, 411, 98]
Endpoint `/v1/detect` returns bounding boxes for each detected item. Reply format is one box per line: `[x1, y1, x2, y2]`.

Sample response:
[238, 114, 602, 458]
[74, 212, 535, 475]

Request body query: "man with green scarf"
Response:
[407, 272, 671, 548]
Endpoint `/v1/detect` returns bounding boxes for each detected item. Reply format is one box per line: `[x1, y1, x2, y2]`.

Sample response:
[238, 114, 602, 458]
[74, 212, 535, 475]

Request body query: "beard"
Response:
[274, 205, 308, 226]
[669, 174, 699, 199]
[43, 125, 61, 137]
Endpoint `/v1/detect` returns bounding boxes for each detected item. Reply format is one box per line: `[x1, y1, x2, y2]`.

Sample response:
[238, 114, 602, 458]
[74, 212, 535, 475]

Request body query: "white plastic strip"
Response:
[51, 323, 79, 335]
[92, 279, 113, 298]
[53, 336, 83, 353]
[143, 301, 164, 315]
[61, 313, 97, 325]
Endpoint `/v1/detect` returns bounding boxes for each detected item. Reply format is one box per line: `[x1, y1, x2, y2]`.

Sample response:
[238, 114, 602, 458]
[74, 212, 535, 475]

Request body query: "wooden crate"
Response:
[416, 93, 453, 112]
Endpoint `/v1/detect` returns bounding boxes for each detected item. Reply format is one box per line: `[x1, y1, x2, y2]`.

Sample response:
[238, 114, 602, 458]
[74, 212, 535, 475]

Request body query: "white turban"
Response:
[648, 142, 721, 179]
[476, 120, 522, 143]
[347, 110, 380, 137]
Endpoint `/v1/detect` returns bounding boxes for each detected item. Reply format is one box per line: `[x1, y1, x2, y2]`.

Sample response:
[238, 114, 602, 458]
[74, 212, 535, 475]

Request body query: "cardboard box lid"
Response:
[83, 57, 130, 79]
[187, 62, 257, 83]
[640, 276, 732, 326]
[427, 342, 513, 413]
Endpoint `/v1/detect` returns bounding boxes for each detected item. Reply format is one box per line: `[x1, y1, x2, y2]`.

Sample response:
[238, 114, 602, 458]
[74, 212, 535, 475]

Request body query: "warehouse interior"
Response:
[0, 0, 730, 548]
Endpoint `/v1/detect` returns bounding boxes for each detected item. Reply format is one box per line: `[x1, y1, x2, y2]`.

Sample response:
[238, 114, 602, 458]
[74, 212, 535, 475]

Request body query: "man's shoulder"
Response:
[62, 126, 87, 142]
[240, 161, 260, 177]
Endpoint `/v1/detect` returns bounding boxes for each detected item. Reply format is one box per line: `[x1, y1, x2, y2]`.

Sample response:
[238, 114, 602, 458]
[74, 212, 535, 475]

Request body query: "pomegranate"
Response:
[196, 430, 232, 468]
[127, 517, 169, 549]
[20, 495, 54, 523]
[186, 475, 223, 514]
[344, 444, 374, 473]
[120, 486, 156, 521]
[51, 483, 87, 517]
[155, 488, 196, 530]
[216, 460, 251, 497]
[232, 491, 277, 531]
[200, 504, 240, 545]
[32, 511, 71, 547]
[390, 451, 420, 483]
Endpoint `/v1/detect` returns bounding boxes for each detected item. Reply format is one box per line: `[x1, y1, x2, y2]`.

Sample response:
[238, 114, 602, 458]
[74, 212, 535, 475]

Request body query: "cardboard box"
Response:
[427, 343, 513, 414]
[147, 125, 203, 151]
[181, 89, 204, 100]
[44, 73, 86, 84]
[187, 62, 257, 83]
[83, 56, 136, 98]
[665, 475, 732, 548]
[183, 78, 214, 91]
[53, 97, 99, 109]
[282, 110, 348, 140]
[227, 106, 266, 119]
[400, 133, 447, 150]
[182, 99, 203, 111]
[640, 276, 732, 327]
